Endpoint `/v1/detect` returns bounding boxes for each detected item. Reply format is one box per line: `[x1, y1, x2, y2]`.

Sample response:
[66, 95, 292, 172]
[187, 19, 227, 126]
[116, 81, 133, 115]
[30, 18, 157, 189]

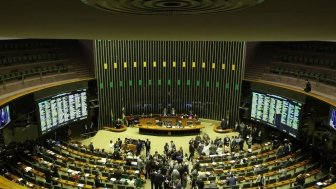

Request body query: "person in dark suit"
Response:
[150, 170, 157, 189]
[154, 170, 164, 189]
[196, 178, 204, 189]
[114, 168, 123, 181]
[115, 118, 122, 129]
[304, 79, 311, 92]
[188, 141, 195, 161]
[136, 140, 142, 156]
[88, 142, 94, 153]
[145, 139, 151, 155]
[44, 170, 52, 184]
[227, 174, 237, 186]
[220, 118, 226, 130]
[51, 165, 59, 178]
[94, 174, 101, 188]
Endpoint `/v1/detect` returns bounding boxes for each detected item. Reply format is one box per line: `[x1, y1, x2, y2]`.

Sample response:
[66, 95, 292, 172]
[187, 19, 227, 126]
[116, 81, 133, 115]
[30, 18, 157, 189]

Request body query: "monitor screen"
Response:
[38, 88, 88, 135]
[0, 105, 11, 129]
[329, 107, 336, 130]
[250, 91, 303, 138]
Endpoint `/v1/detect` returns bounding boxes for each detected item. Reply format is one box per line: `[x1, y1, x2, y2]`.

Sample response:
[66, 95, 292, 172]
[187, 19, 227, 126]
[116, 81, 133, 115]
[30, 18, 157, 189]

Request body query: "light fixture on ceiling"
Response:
[80, 0, 264, 15]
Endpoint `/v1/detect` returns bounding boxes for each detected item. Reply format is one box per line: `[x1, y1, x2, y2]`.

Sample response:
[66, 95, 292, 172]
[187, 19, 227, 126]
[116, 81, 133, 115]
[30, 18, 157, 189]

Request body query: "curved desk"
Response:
[136, 125, 205, 136]
[103, 125, 127, 132]
[212, 124, 233, 133]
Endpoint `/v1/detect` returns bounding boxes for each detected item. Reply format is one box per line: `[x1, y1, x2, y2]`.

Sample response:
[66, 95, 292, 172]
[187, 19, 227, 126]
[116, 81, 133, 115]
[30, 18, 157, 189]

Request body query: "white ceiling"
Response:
[1, 0, 336, 41]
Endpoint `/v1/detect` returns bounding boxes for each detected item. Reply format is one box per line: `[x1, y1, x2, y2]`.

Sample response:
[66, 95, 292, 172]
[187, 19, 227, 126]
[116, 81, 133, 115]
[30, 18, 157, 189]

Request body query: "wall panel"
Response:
[94, 40, 246, 128]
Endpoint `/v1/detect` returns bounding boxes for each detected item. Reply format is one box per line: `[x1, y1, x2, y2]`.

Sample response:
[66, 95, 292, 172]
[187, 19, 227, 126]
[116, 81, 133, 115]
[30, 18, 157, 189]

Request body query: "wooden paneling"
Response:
[95, 40, 246, 128]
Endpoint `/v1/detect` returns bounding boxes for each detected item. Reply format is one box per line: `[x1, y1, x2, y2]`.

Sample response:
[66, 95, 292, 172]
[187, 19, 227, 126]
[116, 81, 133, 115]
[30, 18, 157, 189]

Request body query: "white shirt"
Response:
[202, 143, 211, 156]
[216, 147, 223, 155]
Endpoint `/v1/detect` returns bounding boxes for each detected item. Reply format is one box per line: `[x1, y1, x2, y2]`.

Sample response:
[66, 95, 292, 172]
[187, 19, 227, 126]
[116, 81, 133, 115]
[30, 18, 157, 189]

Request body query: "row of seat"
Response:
[278, 42, 336, 53]
[191, 141, 322, 188]
[22, 145, 139, 188]
[3, 138, 322, 189]
[275, 54, 336, 69]
[0, 64, 68, 84]
[56, 140, 283, 187]
[269, 66, 336, 86]
[0, 52, 65, 67]
[0, 40, 61, 51]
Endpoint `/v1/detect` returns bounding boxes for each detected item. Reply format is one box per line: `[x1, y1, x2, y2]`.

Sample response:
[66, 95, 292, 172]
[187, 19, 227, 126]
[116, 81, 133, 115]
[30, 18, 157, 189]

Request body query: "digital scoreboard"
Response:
[0, 105, 11, 129]
[329, 107, 336, 130]
[38, 89, 88, 135]
[251, 91, 302, 137]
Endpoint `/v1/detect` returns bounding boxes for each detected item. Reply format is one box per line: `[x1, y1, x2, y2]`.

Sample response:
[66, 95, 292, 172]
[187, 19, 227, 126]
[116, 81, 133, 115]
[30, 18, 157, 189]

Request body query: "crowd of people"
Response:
[1, 120, 336, 189]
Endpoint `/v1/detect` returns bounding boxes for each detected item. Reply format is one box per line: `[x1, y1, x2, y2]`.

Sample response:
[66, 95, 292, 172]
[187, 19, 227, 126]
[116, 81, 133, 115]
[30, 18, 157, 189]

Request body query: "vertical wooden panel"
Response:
[95, 40, 246, 128]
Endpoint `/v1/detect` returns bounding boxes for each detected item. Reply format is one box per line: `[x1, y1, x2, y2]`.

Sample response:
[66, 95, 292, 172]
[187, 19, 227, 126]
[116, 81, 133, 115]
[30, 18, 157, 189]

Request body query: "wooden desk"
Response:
[139, 117, 156, 125]
[0, 176, 28, 189]
[161, 117, 178, 125]
[137, 125, 205, 135]
[103, 124, 127, 132]
[213, 124, 233, 133]
[324, 183, 336, 189]
[181, 118, 200, 126]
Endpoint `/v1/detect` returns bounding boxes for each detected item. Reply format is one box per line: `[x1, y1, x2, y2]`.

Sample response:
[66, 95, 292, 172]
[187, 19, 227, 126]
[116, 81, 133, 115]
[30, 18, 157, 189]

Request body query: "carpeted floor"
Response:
[80, 119, 240, 188]
[81, 119, 239, 156]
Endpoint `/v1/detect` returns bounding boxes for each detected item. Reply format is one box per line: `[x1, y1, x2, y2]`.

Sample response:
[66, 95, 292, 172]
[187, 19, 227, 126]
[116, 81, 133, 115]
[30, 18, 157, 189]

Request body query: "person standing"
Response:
[170, 141, 176, 151]
[188, 141, 195, 161]
[164, 143, 169, 156]
[227, 174, 237, 187]
[88, 142, 94, 153]
[145, 139, 151, 155]
[145, 156, 152, 179]
[109, 140, 114, 153]
[136, 140, 142, 156]
[196, 177, 204, 189]
[255, 174, 265, 189]
[304, 79, 311, 92]
[154, 170, 164, 189]
[224, 136, 231, 146]
[246, 134, 253, 149]
[220, 118, 226, 130]
[67, 126, 72, 141]
[150, 170, 157, 189]
[94, 174, 101, 188]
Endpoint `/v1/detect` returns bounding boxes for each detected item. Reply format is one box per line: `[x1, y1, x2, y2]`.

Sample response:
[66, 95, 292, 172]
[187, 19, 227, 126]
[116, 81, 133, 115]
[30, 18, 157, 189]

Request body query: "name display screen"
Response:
[38, 89, 88, 135]
[251, 91, 302, 137]
[0, 105, 11, 129]
[329, 107, 336, 130]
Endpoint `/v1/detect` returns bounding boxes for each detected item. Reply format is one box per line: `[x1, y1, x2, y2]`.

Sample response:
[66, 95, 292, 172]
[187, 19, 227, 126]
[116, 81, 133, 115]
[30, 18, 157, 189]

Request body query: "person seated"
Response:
[94, 174, 102, 188]
[113, 168, 123, 181]
[295, 174, 305, 187]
